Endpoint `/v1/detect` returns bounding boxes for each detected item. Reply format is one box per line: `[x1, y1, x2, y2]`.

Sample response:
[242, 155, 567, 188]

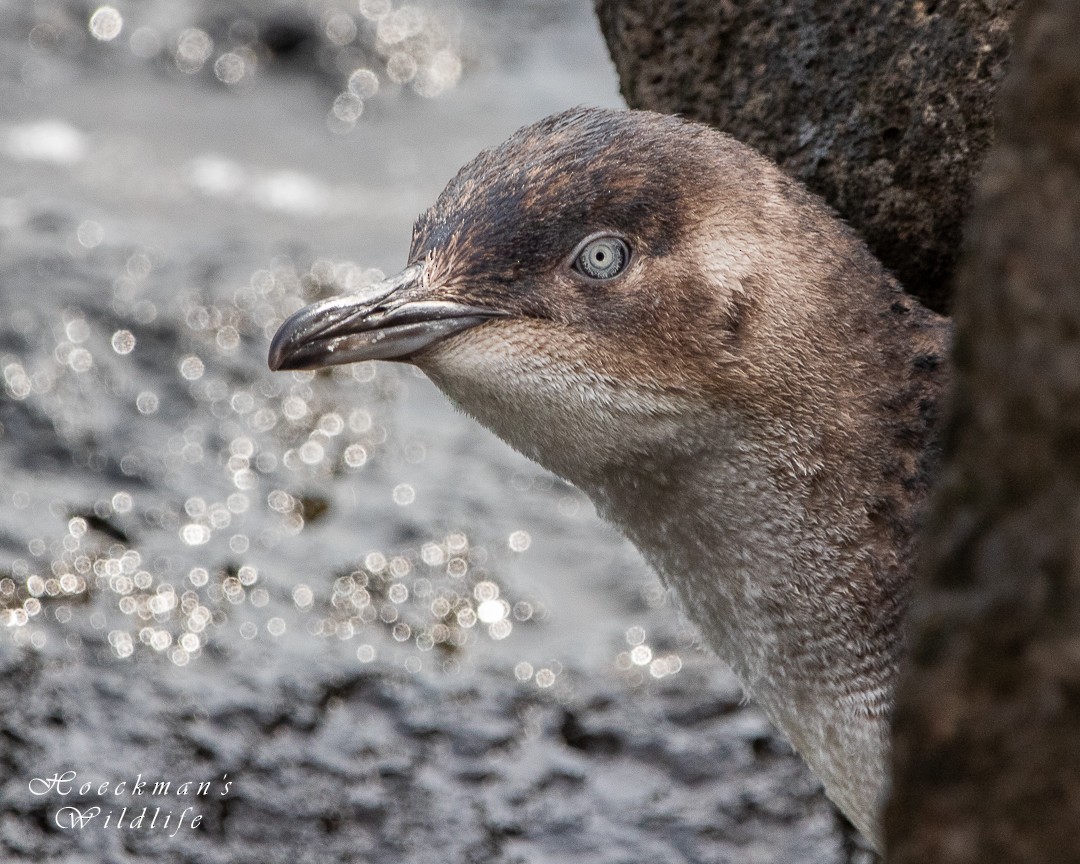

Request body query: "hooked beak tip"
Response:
[267, 306, 327, 372]
[267, 332, 297, 372]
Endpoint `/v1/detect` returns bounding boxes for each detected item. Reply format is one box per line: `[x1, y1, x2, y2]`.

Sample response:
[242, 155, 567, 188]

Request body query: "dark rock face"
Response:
[887, 0, 1080, 856]
[594, 0, 1018, 314]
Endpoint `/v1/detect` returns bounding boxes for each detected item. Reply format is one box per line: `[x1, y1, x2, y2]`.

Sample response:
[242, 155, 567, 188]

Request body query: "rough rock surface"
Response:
[594, 0, 1018, 314]
[887, 0, 1080, 857]
[1, 646, 862, 864]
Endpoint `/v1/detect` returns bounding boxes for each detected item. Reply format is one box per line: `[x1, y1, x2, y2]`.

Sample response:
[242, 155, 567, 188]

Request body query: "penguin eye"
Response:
[572, 236, 630, 280]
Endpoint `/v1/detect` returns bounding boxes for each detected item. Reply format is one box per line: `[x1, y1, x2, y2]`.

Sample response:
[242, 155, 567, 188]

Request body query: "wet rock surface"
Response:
[2, 649, 862, 863]
[1, 2, 876, 861]
[595, 0, 1018, 314]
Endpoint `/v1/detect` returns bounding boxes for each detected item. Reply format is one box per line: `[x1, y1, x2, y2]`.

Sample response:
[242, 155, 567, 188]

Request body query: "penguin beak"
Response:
[268, 263, 504, 371]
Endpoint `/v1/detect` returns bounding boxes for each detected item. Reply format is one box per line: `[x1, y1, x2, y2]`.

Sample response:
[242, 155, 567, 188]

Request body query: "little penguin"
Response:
[268, 107, 951, 848]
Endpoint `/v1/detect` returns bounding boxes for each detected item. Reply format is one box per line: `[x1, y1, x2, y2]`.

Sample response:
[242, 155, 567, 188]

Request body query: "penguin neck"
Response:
[576, 302, 948, 848]
[422, 260, 949, 849]
[587, 415, 887, 828]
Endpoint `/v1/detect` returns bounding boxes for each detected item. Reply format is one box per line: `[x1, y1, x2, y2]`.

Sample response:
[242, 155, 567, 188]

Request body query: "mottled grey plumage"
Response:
[269, 108, 951, 848]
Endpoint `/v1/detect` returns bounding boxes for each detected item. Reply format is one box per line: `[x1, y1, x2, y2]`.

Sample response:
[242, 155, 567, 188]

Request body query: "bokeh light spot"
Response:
[213, 52, 247, 85]
[88, 7, 123, 42]
[324, 11, 358, 45]
[111, 329, 135, 354]
[175, 28, 213, 74]
[359, 0, 392, 21]
[77, 220, 104, 249]
[508, 530, 531, 552]
[386, 52, 417, 84]
[293, 584, 314, 609]
[180, 524, 210, 546]
[347, 68, 379, 99]
[136, 391, 159, 414]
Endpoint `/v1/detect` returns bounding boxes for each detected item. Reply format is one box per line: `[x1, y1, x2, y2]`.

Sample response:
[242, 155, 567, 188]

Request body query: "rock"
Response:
[594, 0, 1018, 313]
[887, 0, 1080, 855]
[0, 649, 860, 863]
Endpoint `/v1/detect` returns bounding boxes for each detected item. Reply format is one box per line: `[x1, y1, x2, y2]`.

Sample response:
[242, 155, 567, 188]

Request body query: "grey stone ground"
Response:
[2, 642, 857, 863]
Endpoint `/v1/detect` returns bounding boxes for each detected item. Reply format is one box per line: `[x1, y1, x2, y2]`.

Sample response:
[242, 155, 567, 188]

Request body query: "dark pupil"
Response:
[578, 238, 625, 279]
